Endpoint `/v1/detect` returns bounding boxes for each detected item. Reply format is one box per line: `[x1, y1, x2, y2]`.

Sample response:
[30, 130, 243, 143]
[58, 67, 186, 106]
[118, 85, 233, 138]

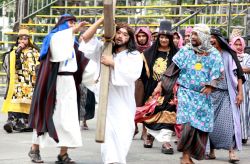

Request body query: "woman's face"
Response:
[173, 34, 180, 47]
[234, 39, 243, 52]
[18, 35, 29, 48]
[159, 34, 169, 48]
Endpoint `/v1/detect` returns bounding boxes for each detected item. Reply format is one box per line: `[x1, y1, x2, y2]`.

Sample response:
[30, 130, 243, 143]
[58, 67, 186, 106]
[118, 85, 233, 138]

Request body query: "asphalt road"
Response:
[0, 97, 249, 164]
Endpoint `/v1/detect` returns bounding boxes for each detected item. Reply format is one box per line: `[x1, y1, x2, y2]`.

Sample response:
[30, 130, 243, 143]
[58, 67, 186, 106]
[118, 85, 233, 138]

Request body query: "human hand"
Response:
[201, 86, 213, 95]
[101, 55, 114, 67]
[73, 21, 89, 33]
[152, 82, 162, 96]
[236, 92, 243, 106]
[18, 43, 26, 49]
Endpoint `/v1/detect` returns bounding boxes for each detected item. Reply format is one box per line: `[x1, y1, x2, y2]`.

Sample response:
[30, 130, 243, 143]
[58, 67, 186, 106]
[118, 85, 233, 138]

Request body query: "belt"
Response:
[58, 72, 74, 76]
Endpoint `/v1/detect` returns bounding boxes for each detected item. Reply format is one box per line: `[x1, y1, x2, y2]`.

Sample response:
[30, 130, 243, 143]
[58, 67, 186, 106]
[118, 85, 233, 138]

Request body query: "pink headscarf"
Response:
[230, 36, 246, 57]
[185, 27, 193, 35]
[174, 32, 184, 48]
[134, 27, 152, 53]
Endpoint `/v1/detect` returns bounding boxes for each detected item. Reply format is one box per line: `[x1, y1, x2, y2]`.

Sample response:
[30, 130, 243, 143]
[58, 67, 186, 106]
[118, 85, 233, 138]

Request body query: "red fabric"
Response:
[171, 83, 181, 138]
[175, 124, 182, 139]
[135, 94, 160, 123]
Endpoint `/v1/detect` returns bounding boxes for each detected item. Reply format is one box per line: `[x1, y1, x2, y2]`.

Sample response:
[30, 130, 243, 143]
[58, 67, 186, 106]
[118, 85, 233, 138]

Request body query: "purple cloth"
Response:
[222, 50, 242, 150]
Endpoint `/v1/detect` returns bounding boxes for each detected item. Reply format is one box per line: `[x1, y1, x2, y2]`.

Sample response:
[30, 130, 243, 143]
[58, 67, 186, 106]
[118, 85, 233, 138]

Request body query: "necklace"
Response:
[194, 55, 203, 71]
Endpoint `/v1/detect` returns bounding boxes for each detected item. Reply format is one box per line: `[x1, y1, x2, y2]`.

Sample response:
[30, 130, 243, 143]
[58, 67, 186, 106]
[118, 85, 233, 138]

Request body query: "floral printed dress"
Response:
[173, 46, 224, 132]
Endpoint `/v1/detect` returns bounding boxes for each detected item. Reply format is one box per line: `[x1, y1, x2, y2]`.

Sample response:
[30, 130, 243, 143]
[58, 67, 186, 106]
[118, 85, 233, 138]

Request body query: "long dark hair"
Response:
[214, 35, 245, 83]
[144, 33, 178, 75]
[113, 23, 137, 53]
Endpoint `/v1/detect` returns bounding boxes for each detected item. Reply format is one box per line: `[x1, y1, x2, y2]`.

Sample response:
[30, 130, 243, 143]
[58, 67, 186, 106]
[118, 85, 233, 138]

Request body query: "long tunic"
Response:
[209, 50, 242, 150]
[32, 28, 82, 147]
[173, 46, 224, 132]
[1, 47, 39, 114]
[143, 51, 177, 142]
[239, 53, 250, 139]
[79, 37, 143, 164]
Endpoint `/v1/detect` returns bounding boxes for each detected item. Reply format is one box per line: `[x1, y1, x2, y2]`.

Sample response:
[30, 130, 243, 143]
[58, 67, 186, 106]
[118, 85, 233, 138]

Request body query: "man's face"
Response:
[173, 34, 180, 47]
[184, 32, 191, 44]
[18, 35, 29, 48]
[67, 20, 76, 28]
[234, 39, 243, 52]
[136, 32, 148, 45]
[159, 34, 169, 48]
[152, 32, 158, 42]
[191, 32, 201, 47]
[115, 28, 130, 47]
[210, 35, 220, 49]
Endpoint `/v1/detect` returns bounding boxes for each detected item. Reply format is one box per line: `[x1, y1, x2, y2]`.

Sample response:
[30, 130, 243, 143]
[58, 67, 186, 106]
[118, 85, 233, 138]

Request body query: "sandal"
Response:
[56, 153, 75, 164]
[161, 142, 174, 154]
[205, 153, 216, 160]
[229, 152, 240, 163]
[242, 139, 248, 144]
[3, 121, 13, 133]
[28, 148, 44, 163]
[143, 134, 154, 148]
[82, 123, 89, 130]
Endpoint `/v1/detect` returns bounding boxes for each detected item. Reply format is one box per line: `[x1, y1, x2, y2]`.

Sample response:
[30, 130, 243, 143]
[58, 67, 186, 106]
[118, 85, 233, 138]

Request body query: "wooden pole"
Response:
[95, 0, 116, 143]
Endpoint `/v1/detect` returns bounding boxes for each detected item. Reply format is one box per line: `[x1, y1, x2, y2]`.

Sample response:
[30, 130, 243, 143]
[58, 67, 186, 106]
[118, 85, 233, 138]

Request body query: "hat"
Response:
[210, 28, 230, 48]
[179, 29, 185, 38]
[193, 24, 210, 35]
[230, 28, 243, 41]
[158, 20, 172, 35]
[210, 28, 223, 37]
[18, 27, 30, 37]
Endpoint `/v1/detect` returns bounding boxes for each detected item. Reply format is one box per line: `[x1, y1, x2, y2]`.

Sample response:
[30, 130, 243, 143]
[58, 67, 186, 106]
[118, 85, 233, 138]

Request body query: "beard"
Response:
[114, 39, 129, 48]
[191, 40, 200, 47]
[138, 41, 147, 46]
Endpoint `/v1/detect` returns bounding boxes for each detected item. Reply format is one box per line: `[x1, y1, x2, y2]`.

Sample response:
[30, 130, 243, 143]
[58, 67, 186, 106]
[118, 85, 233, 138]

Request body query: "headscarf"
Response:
[134, 27, 152, 53]
[185, 27, 193, 35]
[187, 24, 213, 53]
[230, 36, 246, 57]
[39, 14, 77, 60]
[210, 28, 245, 83]
[173, 32, 183, 49]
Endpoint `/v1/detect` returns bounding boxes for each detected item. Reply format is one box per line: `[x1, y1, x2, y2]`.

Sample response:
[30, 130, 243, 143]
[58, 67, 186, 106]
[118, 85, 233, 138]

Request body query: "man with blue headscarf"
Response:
[28, 14, 89, 163]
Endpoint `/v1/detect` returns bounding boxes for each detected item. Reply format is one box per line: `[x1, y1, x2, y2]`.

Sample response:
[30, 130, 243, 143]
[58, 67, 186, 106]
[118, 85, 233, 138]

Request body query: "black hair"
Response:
[112, 23, 137, 53]
[214, 35, 245, 83]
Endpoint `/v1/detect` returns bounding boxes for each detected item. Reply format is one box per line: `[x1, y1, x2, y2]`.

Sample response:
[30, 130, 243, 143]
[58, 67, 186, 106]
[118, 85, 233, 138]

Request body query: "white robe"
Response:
[32, 28, 82, 148]
[79, 37, 143, 164]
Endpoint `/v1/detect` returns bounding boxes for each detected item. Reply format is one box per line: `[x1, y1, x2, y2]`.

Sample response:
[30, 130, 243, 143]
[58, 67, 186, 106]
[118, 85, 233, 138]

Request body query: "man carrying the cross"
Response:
[79, 19, 143, 164]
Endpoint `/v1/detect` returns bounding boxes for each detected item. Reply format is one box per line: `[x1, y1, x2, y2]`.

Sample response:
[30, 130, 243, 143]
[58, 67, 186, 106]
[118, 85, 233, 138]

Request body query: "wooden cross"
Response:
[95, 0, 117, 143]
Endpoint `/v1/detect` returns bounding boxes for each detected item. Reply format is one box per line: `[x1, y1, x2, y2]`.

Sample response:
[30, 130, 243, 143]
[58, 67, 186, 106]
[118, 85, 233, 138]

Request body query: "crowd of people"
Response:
[1, 14, 250, 164]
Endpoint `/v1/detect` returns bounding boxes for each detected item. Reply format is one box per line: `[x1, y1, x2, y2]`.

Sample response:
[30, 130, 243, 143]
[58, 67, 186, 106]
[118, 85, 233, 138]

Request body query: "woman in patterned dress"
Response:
[1, 28, 40, 133]
[208, 29, 245, 163]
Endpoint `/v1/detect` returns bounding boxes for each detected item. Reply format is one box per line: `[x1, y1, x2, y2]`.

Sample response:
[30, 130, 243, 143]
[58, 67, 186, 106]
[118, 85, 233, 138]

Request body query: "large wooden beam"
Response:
[95, 0, 116, 143]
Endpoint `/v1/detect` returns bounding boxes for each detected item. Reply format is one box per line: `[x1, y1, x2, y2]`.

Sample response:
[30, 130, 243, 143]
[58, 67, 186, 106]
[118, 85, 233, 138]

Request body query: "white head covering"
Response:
[188, 24, 213, 53]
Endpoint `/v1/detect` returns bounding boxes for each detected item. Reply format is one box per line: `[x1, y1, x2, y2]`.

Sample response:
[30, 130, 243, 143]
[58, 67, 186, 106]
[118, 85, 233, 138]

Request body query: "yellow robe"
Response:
[1, 47, 39, 114]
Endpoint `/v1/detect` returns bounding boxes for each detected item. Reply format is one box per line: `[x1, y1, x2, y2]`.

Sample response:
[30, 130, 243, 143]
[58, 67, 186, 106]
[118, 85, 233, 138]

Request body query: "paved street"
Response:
[0, 97, 250, 164]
